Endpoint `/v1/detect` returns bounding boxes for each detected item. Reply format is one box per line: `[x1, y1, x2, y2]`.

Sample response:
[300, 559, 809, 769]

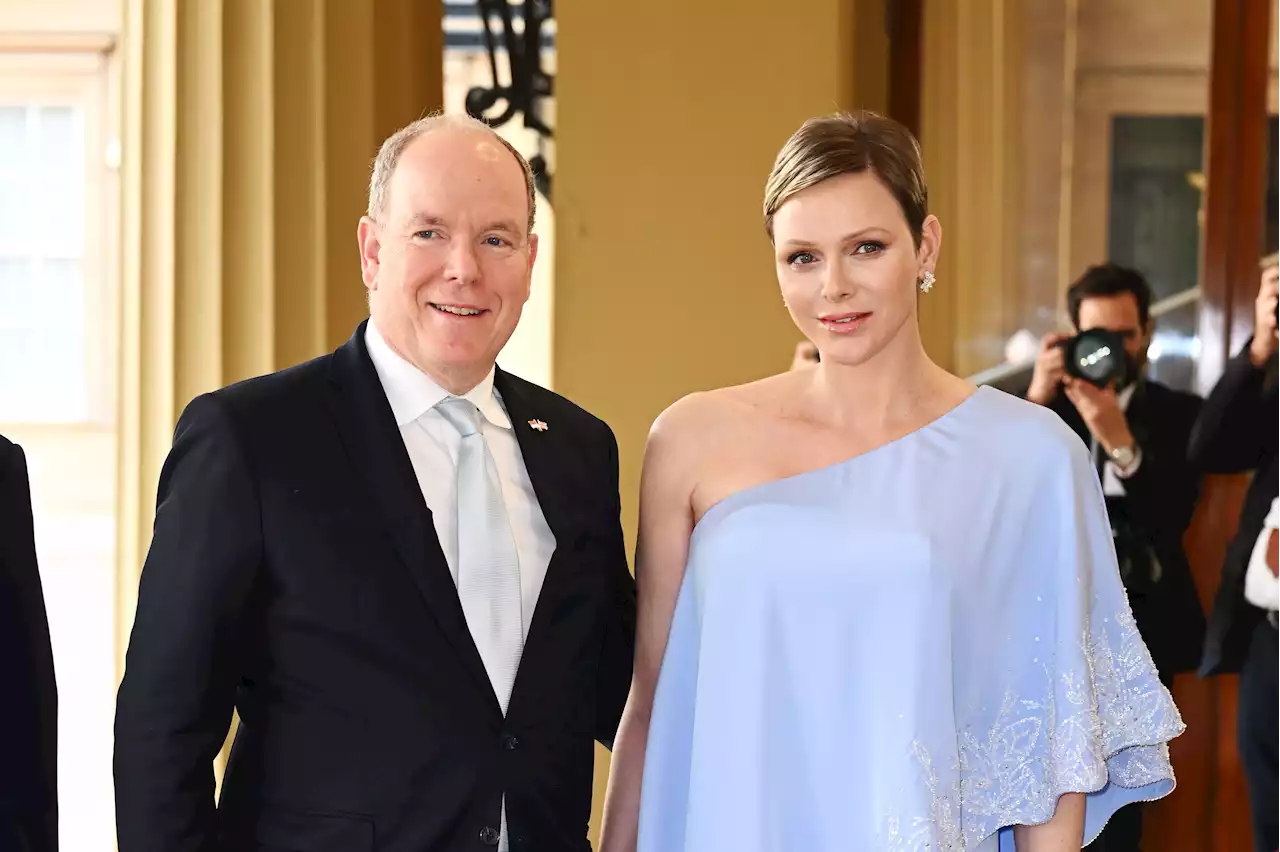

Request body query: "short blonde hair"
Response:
[367, 112, 537, 233]
[764, 111, 929, 246]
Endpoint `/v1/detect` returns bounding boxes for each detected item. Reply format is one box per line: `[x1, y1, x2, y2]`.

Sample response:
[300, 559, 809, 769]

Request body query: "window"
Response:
[0, 103, 89, 421]
[0, 48, 113, 426]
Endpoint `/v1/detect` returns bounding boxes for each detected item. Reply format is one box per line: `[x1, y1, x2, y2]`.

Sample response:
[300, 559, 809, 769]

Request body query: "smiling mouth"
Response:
[430, 302, 486, 317]
[819, 312, 872, 332]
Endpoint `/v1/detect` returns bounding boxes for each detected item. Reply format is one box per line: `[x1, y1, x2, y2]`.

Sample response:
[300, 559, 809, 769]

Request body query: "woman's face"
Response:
[772, 171, 939, 369]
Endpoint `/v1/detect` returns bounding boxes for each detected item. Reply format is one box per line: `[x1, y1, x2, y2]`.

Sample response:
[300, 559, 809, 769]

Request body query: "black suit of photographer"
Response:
[1039, 381, 1206, 679]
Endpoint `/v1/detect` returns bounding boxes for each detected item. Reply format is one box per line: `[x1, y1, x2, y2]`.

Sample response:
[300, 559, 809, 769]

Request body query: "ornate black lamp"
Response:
[463, 0, 555, 200]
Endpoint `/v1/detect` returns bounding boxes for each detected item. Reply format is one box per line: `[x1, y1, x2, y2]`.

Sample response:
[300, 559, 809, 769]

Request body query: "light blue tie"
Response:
[435, 397, 524, 714]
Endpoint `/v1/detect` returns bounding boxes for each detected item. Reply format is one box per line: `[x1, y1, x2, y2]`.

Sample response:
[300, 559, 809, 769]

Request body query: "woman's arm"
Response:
[597, 402, 702, 852]
[1012, 792, 1085, 851]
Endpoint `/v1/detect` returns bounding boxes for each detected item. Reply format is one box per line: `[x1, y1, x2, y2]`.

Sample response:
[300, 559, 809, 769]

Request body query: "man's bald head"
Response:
[366, 113, 537, 234]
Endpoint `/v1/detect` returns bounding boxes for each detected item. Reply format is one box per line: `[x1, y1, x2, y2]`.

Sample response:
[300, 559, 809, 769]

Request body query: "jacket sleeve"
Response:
[113, 394, 262, 852]
[594, 424, 636, 750]
[1189, 341, 1277, 473]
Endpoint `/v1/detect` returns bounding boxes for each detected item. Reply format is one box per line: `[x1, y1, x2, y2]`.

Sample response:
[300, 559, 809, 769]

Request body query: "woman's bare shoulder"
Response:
[649, 372, 800, 450]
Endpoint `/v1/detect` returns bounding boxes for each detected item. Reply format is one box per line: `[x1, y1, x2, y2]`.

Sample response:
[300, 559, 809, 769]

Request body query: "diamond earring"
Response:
[919, 270, 936, 293]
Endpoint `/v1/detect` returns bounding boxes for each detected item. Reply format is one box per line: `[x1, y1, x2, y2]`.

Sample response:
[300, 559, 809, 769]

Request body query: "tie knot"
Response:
[435, 397, 482, 437]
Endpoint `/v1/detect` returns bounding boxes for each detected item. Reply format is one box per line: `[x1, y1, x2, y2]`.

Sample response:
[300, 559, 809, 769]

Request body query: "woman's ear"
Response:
[918, 214, 942, 274]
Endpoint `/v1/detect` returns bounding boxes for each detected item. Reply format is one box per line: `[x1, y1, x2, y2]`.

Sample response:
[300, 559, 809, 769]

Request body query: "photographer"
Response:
[1192, 254, 1278, 852]
[1025, 264, 1207, 852]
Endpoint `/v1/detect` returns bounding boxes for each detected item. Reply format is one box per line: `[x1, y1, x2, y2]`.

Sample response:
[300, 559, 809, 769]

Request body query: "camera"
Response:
[1059, 328, 1129, 388]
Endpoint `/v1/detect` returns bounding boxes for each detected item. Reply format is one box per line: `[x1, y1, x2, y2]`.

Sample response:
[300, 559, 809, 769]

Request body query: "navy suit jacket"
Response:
[115, 321, 636, 852]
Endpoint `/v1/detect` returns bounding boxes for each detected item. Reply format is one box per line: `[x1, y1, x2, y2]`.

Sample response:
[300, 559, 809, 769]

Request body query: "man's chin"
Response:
[424, 342, 499, 374]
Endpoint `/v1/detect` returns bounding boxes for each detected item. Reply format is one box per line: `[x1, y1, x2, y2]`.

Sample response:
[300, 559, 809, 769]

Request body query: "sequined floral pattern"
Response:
[882, 601, 1184, 851]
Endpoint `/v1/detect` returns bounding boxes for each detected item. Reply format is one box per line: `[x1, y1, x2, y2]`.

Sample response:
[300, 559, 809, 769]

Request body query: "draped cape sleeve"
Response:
[954, 432, 1185, 849]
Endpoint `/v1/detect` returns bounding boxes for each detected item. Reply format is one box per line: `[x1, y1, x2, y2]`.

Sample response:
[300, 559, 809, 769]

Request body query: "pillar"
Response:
[919, 0, 1024, 375]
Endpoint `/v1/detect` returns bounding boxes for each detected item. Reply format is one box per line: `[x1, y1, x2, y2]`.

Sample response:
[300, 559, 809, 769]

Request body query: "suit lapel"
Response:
[323, 322, 499, 712]
[494, 368, 582, 549]
[493, 369, 586, 703]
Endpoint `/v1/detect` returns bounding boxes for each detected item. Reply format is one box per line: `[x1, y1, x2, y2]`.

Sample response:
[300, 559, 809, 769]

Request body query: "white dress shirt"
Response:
[366, 322, 556, 850]
[364, 320, 556, 642]
[1244, 496, 1280, 613]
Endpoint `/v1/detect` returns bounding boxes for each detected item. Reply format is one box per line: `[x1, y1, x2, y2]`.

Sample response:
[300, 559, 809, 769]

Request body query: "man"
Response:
[0, 435, 58, 852]
[1025, 263, 1206, 852]
[1192, 254, 1278, 852]
[114, 115, 636, 852]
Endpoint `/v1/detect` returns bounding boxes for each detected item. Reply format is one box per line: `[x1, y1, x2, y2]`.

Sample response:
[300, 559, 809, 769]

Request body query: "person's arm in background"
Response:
[0, 437, 59, 852]
[1188, 265, 1279, 473]
[1065, 382, 1203, 535]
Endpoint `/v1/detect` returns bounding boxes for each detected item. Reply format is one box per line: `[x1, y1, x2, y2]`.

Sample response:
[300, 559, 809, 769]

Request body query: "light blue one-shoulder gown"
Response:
[637, 386, 1184, 851]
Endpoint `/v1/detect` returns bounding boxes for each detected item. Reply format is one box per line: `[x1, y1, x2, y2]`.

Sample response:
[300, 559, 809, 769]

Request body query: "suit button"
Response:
[502, 734, 520, 750]
[479, 826, 500, 846]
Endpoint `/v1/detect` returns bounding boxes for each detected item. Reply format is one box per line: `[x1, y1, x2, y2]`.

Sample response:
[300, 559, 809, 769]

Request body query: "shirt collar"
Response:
[1117, 382, 1136, 411]
[364, 319, 512, 430]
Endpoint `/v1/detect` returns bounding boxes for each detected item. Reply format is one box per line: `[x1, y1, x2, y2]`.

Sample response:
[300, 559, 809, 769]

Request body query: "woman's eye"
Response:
[788, 251, 816, 265]
[415, 230, 437, 240]
[854, 241, 885, 255]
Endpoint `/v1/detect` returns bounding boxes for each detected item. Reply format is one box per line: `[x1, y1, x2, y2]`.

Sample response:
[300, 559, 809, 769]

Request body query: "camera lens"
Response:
[1062, 328, 1126, 387]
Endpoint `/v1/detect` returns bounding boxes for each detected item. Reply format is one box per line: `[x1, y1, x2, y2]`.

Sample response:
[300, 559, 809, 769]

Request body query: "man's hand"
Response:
[1249, 264, 1279, 367]
[1027, 333, 1069, 406]
[1062, 376, 1135, 454]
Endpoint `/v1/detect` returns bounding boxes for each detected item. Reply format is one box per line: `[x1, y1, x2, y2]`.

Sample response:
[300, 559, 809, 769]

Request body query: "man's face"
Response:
[358, 127, 537, 394]
[1076, 292, 1150, 376]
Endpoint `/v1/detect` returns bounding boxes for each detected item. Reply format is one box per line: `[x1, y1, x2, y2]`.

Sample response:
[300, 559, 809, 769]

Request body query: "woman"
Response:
[599, 112, 1183, 851]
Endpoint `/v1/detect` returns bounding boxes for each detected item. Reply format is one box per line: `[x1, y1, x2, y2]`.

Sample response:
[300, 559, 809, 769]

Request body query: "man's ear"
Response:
[358, 216, 382, 291]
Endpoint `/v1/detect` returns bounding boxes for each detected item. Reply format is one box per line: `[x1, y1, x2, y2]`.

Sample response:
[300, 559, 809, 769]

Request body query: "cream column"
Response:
[919, 0, 1024, 375]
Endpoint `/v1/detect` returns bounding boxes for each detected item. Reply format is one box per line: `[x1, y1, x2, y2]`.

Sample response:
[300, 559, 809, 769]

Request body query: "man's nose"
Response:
[444, 240, 481, 285]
